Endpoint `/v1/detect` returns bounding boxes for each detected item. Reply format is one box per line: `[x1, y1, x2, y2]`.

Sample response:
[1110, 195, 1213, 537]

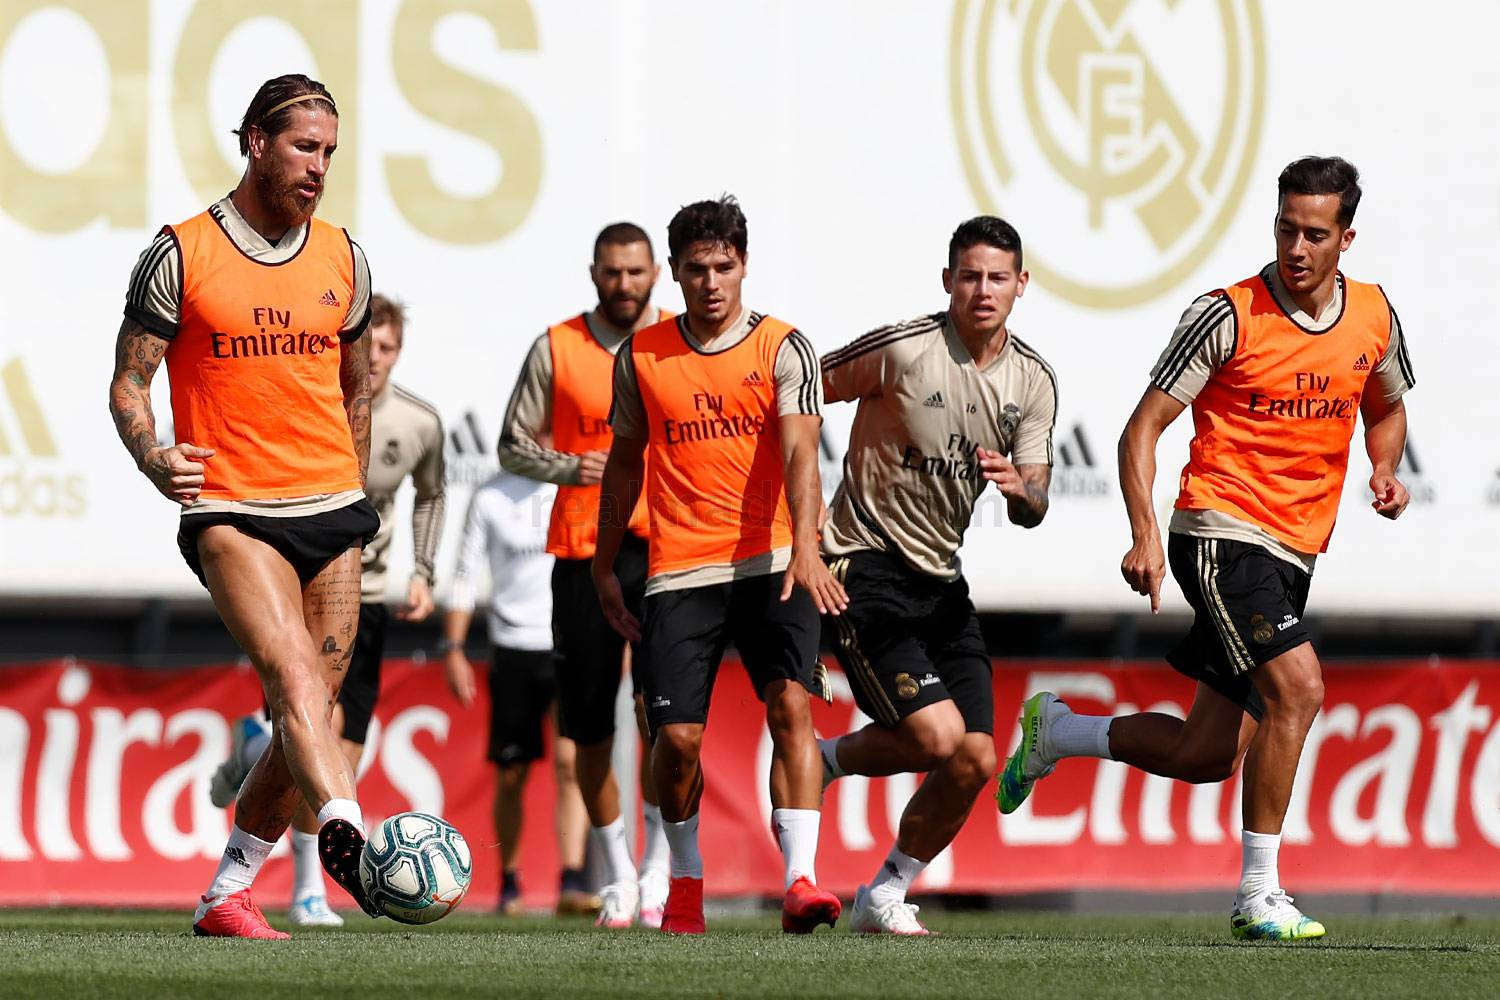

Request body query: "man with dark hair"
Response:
[205, 292, 446, 927]
[498, 222, 674, 928]
[594, 195, 845, 935]
[109, 74, 380, 937]
[999, 155, 1415, 941]
[818, 215, 1056, 934]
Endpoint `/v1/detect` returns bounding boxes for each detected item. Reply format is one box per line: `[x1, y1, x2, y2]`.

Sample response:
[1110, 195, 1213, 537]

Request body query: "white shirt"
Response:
[447, 471, 555, 651]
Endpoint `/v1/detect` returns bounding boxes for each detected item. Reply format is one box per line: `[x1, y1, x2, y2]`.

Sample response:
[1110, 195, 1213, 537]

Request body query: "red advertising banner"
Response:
[1, 658, 1498, 909]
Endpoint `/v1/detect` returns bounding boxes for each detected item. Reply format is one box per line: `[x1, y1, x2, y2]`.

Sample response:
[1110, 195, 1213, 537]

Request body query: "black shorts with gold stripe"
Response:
[1165, 532, 1314, 722]
[825, 549, 993, 734]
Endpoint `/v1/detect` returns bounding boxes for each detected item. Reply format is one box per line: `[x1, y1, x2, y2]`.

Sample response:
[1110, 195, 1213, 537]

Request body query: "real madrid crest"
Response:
[950, 0, 1265, 308]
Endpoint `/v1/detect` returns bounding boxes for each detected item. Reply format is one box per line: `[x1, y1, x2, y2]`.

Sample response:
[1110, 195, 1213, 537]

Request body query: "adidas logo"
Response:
[922, 391, 945, 408]
[225, 847, 250, 868]
[1353, 353, 1370, 372]
[319, 289, 340, 307]
[742, 371, 765, 387]
[0, 357, 57, 457]
[1056, 423, 1095, 469]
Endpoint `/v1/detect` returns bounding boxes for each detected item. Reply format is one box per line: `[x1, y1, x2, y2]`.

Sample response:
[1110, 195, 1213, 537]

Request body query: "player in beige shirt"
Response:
[817, 217, 1056, 934]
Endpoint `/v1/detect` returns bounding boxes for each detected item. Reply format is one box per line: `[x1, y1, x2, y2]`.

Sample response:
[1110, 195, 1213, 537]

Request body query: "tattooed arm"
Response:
[340, 328, 372, 486]
[108, 317, 213, 506]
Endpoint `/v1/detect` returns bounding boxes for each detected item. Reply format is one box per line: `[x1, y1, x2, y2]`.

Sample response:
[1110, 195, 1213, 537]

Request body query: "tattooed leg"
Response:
[284, 546, 365, 837]
[197, 526, 359, 839]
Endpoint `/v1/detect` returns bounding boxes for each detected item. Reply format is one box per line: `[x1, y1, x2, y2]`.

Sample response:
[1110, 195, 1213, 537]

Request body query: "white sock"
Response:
[1049, 713, 1114, 759]
[291, 830, 327, 901]
[640, 803, 670, 876]
[663, 814, 703, 879]
[1239, 830, 1281, 900]
[204, 824, 276, 901]
[772, 808, 820, 889]
[818, 737, 847, 778]
[868, 845, 926, 908]
[315, 797, 365, 835]
[592, 817, 638, 885]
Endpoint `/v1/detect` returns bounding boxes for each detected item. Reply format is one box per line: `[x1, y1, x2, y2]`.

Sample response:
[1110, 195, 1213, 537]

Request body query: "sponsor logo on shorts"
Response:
[650, 696, 671, 709]
[1277, 614, 1300, 633]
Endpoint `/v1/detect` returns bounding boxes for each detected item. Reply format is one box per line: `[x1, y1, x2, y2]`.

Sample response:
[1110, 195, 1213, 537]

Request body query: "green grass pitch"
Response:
[2, 908, 1498, 999]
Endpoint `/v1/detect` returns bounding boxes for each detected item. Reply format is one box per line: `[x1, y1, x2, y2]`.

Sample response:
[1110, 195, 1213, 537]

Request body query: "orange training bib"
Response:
[166, 210, 362, 500]
[1175, 272, 1393, 553]
[632, 314, 796, 577]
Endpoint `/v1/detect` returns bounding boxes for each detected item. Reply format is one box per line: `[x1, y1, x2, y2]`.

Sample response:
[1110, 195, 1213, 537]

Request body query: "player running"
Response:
[441, 468, 598, 917]
[997, 156, 1415, 942]
[818, 217, 1055, 935]
[498, 222, 673, 927]
[594, 195, 845, 935]
[109, 75, 381, 938]
[205, 294, 446, 927]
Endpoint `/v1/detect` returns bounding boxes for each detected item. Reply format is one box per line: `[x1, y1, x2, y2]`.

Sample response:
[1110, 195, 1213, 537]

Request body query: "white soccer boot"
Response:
[595, 879, 640, 929]
[1230, 889, 1326, 941]
[289, 892, 345, 928]
[849, 884, 930, 936]
[637, 868, 669, 929]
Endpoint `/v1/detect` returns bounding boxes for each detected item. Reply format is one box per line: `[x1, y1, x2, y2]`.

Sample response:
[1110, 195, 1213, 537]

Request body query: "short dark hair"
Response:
[594, 222, 654, 261]
[667, 195, 748, 260]
[233, 74, 337, 157]
[948, 215, 1023, 271]
[1277, 156, 1361, 228]
[370, 293, 406, 343]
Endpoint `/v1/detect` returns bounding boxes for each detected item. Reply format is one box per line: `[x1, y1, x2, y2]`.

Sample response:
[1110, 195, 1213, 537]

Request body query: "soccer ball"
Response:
[359, 811, 472, 924]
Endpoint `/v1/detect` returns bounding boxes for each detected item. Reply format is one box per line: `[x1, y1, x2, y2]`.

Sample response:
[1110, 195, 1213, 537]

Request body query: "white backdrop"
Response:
[1, 0, 1496, 614]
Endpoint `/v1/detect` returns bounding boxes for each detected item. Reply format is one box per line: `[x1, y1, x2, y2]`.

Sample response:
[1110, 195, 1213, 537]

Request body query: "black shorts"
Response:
[488, 645, 558, 765]
[1165, 533, 1314, 722]
[640, 573, 822, 733]
[826, 550, 994, 734]
[336, 603, 388, 745]
[552, 532, 649, 745]
[177, 499, 380, 588]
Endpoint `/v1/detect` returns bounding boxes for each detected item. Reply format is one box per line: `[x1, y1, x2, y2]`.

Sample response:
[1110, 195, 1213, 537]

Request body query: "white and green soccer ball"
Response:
[359, 811, 472, 924]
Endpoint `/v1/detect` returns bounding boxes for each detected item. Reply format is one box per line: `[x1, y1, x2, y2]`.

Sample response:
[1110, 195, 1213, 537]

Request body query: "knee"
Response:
[946, 737, 997, 792]
[1179, 750, 1239, 784]
[265, 665, 326, 722]
[497, 765, 528, 794]
[1263, 671, 1324, 728]
[654, 726, 702, 767]
[763, 682, 811, 734]
[908, 715, 965, 771]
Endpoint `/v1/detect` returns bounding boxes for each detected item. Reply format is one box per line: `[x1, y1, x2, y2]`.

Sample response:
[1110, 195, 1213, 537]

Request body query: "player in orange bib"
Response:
[107, 75, 382, 938]
[497, 222, 674, 926]
[997, 157, 1415, 941]
[594, 196, 848, 935]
